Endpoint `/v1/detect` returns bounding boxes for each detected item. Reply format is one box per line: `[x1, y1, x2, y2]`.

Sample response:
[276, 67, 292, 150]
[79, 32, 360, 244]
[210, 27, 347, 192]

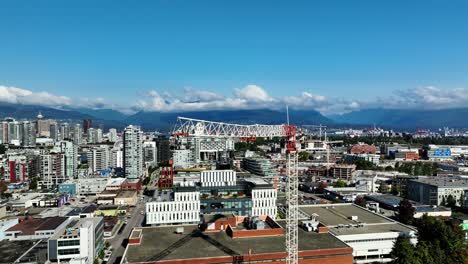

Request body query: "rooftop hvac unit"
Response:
[176, 227, 184, 234]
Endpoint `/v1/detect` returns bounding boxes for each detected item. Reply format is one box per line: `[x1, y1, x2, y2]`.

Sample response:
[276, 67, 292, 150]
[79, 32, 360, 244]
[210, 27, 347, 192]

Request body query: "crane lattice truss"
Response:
[172, 117, 299, 264]
[172, 117, 286, 138]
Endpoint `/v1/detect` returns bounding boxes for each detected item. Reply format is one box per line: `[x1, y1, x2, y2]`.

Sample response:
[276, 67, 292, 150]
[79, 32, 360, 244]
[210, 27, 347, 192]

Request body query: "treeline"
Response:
[395, 162, 438, 176]
[328, 135, 468, 147]
[391, 215, 468, 264]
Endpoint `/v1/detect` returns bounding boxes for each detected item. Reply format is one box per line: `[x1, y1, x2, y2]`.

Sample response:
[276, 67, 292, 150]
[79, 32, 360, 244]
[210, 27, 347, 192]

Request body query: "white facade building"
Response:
[146, 189, 200, 225]
[108, 128, 118, 143]
[251, 188, 277, 217]
[87, 145, 111, 172]
[172, 149, 194, 168]
[124, 125, 143, 179]
[200, 170, 236, 187]
[77, 177, 108, 195]
[48, 217, 104, 263]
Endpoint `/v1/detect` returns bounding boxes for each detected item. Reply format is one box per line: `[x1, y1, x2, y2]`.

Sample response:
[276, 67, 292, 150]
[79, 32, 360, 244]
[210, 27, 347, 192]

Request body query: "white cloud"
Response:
[0, 86, 72, 107]
[5, 84, 468, 116]
[234, 84, 274, 102]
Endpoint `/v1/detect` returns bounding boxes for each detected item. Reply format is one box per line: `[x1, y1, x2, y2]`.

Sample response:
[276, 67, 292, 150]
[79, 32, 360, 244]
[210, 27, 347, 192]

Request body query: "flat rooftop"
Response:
[117, 190, 137, 198]
[6, 217, 68, 235]
[300, 204, 415, 235]
[411, 177, 468, 188]
[0, 240, 37, 264]
[126, 223, 349, 262]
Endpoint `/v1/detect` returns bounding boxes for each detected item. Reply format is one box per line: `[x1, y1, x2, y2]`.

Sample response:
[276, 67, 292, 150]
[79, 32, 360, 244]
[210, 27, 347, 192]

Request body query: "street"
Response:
[106, 197, 146, 264]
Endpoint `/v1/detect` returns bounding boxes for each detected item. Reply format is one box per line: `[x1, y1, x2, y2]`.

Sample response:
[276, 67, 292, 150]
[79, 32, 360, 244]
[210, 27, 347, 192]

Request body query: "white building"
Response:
[172, 149, 194, 168]
[59, 140, 78, 180]
[48, 217, 104, 263]
[143, 141, 157, 165]
[108, 128, 118, 143]
[200, 170, 236, 187]
[87, 145, 111, 172]
[146, 189, 200, 226]
[300, 204, 417, 263]
[124, 125, 143, 179]
[77, 177, 108, 195]
[146, 170, 278, 226]
[251, 187, 277, 217]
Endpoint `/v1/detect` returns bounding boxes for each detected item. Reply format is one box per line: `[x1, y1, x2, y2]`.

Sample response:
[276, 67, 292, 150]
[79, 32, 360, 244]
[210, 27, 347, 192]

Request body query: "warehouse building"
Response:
[299, 204, 417, 263]
[123, 220, 353, 264]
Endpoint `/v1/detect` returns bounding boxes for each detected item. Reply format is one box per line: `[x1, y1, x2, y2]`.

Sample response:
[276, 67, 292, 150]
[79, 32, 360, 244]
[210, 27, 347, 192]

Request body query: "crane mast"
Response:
[173, 117, 299, 264]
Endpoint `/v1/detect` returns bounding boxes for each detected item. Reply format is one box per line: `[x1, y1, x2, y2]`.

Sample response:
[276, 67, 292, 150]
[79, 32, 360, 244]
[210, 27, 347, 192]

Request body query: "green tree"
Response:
[29, 177, 38, 190]
[354, 159, 375, 170]
[446, 195, 457, 208]
[390, 185, 399, 195]
[333, 179, 347, 188]
[414, 241, 435, 264]
[441, 196, 447, 206]
[390, 236, 416, 264]
[397, 199, 415, 224]
[0, 144, 5, 154]
[142, 177, 151, 185]
[298, 151, 309, 161]
[379, 181, 390, 193]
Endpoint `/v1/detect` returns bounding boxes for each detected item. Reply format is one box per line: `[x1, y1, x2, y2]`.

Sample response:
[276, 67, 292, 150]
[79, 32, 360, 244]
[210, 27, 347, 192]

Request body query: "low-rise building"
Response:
[4, 216, 69, 241]
[114, 190, 138, 206]
[300, 204, 417, 263]
[123, 220, 353, 264]
[77, 176, 108, 195]
[242, 157, 276, 177]
[48, 217, 104, 263]
[407, 177, 468, 206]
[146, 170, 277, 226]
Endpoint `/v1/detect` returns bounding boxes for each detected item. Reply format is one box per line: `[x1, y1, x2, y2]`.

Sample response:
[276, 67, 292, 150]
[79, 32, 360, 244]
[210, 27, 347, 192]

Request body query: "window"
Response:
[58, 248, 80, 255]
[58, 240, 80, 247]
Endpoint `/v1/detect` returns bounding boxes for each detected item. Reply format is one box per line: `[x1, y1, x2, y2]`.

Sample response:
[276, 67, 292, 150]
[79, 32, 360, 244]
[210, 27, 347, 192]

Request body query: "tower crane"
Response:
[172, 116, 299, 264]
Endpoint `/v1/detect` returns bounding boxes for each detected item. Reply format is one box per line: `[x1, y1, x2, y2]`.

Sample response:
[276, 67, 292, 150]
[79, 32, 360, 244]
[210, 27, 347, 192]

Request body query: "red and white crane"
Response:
[172, 116, 299, 264]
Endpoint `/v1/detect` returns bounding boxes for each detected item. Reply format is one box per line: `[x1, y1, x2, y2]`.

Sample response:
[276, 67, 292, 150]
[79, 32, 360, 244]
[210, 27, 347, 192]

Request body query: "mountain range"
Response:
[329, 108, 468, 130]
[1, 102, 467, 131]
[0, 103, 334, 131]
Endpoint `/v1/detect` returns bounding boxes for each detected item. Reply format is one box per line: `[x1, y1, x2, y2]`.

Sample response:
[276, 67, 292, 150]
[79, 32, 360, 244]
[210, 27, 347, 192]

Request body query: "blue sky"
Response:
[1, 0, 468, 114]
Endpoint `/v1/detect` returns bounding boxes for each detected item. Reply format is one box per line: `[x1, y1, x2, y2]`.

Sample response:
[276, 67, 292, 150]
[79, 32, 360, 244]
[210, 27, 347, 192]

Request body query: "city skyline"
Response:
[1, 1, 468, 115]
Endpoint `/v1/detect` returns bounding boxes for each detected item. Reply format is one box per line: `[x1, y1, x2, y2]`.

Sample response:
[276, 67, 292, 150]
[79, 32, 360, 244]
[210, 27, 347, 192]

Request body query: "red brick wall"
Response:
[230, 227, 284, 238]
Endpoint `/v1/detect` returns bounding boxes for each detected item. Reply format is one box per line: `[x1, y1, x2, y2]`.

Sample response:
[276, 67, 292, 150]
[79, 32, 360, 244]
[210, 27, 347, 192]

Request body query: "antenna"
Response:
[286, 105, 290, 125]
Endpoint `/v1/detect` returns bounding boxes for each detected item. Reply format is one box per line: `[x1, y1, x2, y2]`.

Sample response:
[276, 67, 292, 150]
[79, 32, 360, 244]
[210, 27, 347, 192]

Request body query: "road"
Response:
[107, 197, 146, 264]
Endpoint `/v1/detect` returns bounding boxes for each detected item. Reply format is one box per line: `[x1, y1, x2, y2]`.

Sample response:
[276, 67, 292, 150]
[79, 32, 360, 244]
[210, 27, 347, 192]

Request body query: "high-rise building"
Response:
[111, 146, 123, 168]
[155, 136, 170, 163]
[87, 128, 96, 144]
[143, 141, 157, 165]
[87, 145, 111, 172]
[108, 128, 118, 142]
[60, 123, 70, 140]
[21, 121, 36, 147]
[73, 124, 82, 145]
[50, 123, 59, 141]
[83, 119, 92, 134]
[123, 125, 143, 179]
[59, 140, 77, 180]
[95, 128, 103, 143]
[36, 112, 55, 137]
[0, 121, 8, 143]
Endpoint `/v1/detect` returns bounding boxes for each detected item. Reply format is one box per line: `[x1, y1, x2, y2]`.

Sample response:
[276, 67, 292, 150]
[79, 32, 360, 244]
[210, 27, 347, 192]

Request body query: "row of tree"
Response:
[395, 161, 438, 176]
[391, 215, 468, 264]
